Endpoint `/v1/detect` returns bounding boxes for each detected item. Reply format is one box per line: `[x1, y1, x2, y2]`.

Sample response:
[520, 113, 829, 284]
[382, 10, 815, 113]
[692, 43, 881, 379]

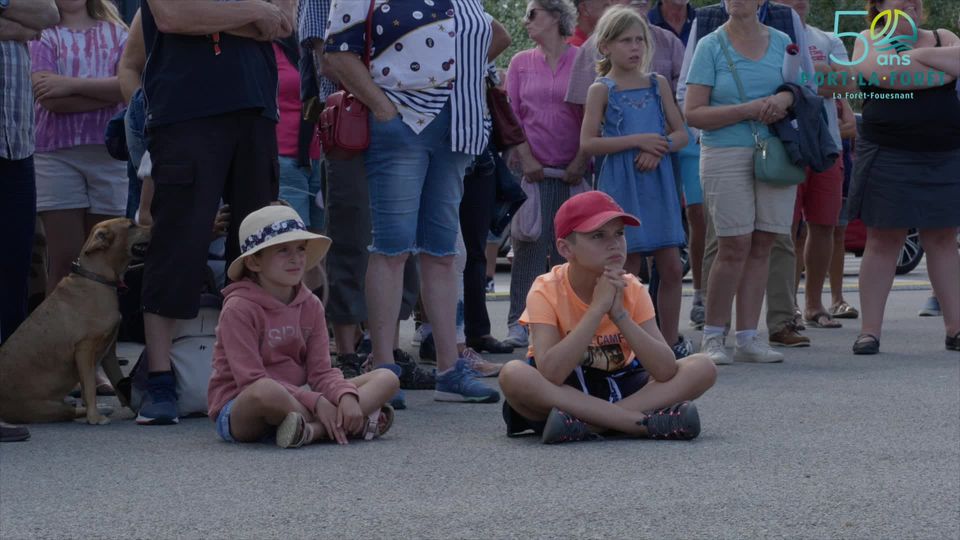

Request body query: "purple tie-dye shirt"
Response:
[29, 21, 128, 153]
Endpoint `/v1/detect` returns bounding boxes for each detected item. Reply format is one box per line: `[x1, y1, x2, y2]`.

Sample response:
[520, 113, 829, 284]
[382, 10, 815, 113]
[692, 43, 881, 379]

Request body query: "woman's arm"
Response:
[36, 95, 115, 113]
[907, 46, 960, 78]
[684, 83, 764, 131]
[69, 77, 124, 103]
[0, 17, 38, 41]
[147, 0, 284, 38]
[2, 0, 59, 30]
[489, 19, 511, 62]
[852, 30, 957, 89]
[838, 99, 857, 140]
[323, 52, 396, 121]
[580, 83, 668, 156]
[118, 11, 145, 103]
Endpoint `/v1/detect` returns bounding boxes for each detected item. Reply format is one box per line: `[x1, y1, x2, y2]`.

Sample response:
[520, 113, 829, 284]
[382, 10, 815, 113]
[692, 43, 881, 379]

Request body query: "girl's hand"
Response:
[314, 397, 348, 445]
[337, 394, 364, 437]
[634, 151, 661, 172]
[634, 134, 669, 156]
[33, 73, 74, 100]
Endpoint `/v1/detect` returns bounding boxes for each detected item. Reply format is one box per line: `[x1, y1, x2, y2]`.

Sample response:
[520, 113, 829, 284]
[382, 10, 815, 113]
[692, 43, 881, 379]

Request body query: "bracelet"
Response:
[612, 311, 629, 324]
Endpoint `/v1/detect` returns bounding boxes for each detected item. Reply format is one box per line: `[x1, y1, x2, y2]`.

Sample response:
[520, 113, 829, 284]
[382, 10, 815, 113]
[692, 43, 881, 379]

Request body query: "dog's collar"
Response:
[70, 260, 126, 292]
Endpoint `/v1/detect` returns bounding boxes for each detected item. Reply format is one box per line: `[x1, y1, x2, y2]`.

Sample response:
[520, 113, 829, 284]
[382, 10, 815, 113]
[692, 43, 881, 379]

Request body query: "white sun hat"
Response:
[226, 205, 331, 281]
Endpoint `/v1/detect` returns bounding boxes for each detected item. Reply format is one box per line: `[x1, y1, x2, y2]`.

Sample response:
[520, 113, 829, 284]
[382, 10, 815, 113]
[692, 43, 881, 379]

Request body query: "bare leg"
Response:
[858, 227, 907, 338]
[624, 253, 645, 280]
[685, 204, 706, 290]
[137, 176, 154, 226]
[920, 227, 960, 336]
[227, 379, 325, 443]
[653, 247, 683, 345]
[348, 369, 401, 416]
[143, 313, 176, 372]
[364, 252, 407, 367]
[333, 324, 360, 355]
[735, 231, 776, 331]
[803, 223, 836, 319]
[419, 253, 459, 372]
[39, 209, 86, 295]
[705, 233, 752, 327]
[829, 225, 847, 306]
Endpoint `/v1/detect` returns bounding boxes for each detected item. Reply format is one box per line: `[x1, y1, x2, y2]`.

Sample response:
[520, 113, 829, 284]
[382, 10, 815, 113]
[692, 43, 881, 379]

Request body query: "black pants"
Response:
[0, 156, 36, 343]
[142, 111, 278, 319]
[459, 148, 497, 340]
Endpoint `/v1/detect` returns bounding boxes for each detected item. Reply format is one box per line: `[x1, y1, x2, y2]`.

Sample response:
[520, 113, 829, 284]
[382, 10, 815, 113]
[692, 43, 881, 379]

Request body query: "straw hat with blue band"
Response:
[226, 205, 332, 282]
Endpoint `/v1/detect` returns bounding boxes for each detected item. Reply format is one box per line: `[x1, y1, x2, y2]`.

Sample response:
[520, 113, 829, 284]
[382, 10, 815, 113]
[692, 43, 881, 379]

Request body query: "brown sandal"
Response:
[805, 311, 842, 329]
[853, 334, 880, 355]
[829, 301, 859, 319]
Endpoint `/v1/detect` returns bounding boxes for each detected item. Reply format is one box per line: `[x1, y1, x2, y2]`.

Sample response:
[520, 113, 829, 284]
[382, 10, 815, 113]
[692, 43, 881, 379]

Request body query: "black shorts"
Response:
[503, 358, 650, 437]
[142, 111, 279, 319]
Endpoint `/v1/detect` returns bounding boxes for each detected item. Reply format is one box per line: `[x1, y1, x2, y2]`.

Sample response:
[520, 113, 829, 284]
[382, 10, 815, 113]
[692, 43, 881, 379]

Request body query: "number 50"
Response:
[830, 10, 870, 66]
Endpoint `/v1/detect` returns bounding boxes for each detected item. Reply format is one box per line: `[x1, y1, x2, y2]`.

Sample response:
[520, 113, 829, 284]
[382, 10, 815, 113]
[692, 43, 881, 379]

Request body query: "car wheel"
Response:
[895, 228, 924, 275]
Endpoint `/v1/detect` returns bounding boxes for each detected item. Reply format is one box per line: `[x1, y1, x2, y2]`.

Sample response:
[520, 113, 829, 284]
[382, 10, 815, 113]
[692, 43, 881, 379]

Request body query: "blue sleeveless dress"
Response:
[596, 75, 685, 254]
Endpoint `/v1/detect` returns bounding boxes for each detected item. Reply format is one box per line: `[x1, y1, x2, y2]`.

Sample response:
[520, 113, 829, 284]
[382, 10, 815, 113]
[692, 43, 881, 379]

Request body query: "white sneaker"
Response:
[411, 324, 429, 347]
[734, 336, 785, 363]
[701, 334, 731, 365]
[502, 325, 528, 348]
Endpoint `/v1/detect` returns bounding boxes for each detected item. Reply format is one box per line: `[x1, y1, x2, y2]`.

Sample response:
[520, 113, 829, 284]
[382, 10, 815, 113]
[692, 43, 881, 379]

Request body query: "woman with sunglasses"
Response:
[501, 0, 590, 350]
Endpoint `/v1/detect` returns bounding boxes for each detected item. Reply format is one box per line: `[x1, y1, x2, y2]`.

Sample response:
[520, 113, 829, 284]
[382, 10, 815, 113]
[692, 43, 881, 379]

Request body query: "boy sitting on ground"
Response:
[498, 192, 717, 443]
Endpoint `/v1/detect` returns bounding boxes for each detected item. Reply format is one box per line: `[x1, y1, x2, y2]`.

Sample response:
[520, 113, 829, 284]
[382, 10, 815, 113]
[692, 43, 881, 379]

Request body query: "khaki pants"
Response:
[701, 206, 796, 333]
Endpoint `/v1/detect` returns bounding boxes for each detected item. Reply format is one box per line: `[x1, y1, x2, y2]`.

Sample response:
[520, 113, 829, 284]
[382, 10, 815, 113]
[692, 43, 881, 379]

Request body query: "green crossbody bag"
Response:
[718, 32, 805, 186]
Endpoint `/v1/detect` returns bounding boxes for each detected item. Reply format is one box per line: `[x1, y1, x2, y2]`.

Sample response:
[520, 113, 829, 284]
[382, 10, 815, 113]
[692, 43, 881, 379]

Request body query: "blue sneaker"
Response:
[434, 359, 500, 403]
[136, 372, 179, 425]
[379, 364, 406, 410]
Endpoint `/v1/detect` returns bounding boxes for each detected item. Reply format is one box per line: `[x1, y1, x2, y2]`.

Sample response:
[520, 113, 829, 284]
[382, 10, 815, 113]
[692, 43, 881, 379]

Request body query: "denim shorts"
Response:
[364, 103, 473, 256]
[678, 127, 703, 206]
[279, 156, 324, 229]
[215, 398, 236, 442]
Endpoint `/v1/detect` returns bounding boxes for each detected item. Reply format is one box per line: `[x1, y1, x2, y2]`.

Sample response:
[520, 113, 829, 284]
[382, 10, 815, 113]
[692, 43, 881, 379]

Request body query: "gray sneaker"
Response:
[918, 295, 942, 317]
[734, 336, 785, 363]
[701, 334, 731, 365]
[541, 408, 599, 444]
[689, 303, 705, 330]
[502, 325, 528, 348]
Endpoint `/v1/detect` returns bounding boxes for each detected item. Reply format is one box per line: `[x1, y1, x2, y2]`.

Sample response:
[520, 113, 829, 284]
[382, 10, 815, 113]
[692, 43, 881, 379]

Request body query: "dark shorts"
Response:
[503, 358, 650, 437]
[142, 110, 278, 319]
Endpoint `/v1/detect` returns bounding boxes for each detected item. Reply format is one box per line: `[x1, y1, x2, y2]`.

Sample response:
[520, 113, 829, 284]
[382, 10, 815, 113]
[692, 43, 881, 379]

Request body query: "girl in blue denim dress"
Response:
[580, 6, 691, 357]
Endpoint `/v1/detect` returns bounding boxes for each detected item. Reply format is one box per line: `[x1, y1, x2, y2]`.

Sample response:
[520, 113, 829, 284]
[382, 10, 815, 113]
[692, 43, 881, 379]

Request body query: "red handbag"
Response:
[487, 79, 526, 150]
[319, 0, 376, 160]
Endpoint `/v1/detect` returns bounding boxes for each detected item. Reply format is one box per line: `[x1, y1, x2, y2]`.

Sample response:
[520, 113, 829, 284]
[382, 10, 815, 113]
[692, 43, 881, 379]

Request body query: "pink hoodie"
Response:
[207, 280, 358, 421]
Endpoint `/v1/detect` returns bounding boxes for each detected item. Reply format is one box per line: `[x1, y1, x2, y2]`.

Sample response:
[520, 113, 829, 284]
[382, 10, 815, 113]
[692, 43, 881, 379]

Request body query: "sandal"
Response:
[804, 311, 842, 329]
[853, 334, 880, 355]
[829, 301, 859, 319]
[360, 405, 394, 441]
[276, 412, 310, 448]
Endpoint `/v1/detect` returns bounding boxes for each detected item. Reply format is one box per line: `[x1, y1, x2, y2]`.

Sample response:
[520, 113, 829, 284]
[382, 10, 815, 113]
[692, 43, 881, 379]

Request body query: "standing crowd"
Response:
[0, 0, 957, 445]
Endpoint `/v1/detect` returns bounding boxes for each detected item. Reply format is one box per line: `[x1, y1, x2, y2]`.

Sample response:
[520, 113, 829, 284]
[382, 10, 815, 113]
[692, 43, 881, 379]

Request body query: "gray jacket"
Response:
[771, 83, 839, 172]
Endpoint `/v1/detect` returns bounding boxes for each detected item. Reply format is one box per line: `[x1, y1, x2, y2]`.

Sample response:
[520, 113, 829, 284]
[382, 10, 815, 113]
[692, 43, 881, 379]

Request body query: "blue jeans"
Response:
[364, 104, 473, 256]
[125, 89, 147, 219]
[0, 156, 36, 343]
[278, 156, 324, 229]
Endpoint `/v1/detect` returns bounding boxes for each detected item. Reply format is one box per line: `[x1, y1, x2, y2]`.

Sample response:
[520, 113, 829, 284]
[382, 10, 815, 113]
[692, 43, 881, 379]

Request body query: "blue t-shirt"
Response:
[686, 27, 790, 148]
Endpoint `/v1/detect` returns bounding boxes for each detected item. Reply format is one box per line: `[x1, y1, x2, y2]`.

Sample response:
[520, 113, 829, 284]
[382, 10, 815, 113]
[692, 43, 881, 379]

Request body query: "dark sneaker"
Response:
[689, 303, 705, 330]
[418, 332, 436, 362]
[337, 353, 367, 379]
[434, 359, 500, 403]
[394, 349, 436, 389]
[640, 401, 700, 440]
[136, 372, 179, 425]
[541, 408, 599, 444]
[671, 335, 694, 359]
[946, 332, 959, 352]
[0, 421, 30, 442]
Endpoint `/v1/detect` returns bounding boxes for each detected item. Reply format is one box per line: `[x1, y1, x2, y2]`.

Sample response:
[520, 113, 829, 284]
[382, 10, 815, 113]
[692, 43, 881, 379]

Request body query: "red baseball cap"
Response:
[554, 191, 640, 239]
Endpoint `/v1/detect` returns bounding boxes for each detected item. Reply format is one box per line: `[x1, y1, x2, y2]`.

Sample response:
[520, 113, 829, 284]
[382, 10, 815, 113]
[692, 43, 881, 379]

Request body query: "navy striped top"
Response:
[325, 0, 491, 155]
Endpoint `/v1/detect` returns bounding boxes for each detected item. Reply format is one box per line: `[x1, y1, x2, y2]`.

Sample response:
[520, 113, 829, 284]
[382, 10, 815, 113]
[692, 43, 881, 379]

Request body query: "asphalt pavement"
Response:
[1, 257, 957, 539]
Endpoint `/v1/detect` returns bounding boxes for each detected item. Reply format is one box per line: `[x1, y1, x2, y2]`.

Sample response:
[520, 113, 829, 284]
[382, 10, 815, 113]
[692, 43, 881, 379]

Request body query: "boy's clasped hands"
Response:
[314, 394, 364, 445]
[590, 265, 629, 323]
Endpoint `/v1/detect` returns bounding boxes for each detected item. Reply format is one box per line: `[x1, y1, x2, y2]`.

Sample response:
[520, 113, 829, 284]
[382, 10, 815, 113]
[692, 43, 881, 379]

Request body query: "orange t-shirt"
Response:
[519, 263, 657, 372]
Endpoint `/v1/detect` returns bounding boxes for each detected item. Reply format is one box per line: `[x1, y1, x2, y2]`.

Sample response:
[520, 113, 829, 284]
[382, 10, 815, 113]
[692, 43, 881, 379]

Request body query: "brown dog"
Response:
[0, 218, 150, 424]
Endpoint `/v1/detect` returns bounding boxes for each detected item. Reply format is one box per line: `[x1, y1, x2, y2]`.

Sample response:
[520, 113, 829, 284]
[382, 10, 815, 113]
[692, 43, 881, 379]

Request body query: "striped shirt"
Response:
[325, 0, 491, 154]
[0, 41, 34, 160]
[297, 0, 338, 100]
[29, 21, 128, 153]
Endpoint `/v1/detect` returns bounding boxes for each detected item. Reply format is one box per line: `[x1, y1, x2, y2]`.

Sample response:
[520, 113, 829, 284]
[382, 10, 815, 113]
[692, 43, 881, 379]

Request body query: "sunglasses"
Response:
[525, 8, 546, 21]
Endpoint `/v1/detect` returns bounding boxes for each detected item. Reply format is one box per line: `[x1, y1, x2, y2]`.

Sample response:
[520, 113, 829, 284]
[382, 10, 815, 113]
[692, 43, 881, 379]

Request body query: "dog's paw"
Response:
[84, 414, 111, 425]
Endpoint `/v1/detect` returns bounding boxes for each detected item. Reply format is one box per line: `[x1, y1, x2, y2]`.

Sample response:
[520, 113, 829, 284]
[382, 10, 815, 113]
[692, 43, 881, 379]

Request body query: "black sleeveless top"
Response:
[860, 30, 960, 151]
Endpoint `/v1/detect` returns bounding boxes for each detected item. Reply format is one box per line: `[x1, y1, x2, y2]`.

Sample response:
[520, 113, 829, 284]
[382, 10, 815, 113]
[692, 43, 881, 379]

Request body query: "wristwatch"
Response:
[0, 0, 10, 14]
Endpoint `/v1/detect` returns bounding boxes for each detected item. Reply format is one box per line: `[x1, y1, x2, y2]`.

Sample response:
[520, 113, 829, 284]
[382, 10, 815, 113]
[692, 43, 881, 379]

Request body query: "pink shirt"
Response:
[29, 21, 127, 153]
[506, 47, 583, 167]
[273, 44, 320, 160]
[207, 280, 359, 420]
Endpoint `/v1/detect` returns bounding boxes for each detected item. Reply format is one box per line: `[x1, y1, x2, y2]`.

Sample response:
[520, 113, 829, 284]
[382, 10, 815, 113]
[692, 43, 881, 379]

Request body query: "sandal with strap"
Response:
[276, 412, 311, 448]
[804, 311, 842, 329]
[829, 301, 859, 319]
[853, 334, 880, 355]
[360, 405, 395, 441]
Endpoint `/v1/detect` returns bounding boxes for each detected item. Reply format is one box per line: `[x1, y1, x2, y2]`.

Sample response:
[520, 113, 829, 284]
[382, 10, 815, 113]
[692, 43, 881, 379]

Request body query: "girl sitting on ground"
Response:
[207, 205, 399, 448]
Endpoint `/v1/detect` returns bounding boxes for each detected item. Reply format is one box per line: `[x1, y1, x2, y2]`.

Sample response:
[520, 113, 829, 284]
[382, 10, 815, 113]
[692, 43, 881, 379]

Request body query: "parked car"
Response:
[844, 220, 924, 275]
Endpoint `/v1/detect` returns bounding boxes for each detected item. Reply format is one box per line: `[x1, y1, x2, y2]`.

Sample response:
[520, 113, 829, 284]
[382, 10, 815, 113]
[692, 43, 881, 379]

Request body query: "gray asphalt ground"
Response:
[1, 256, 958, 539]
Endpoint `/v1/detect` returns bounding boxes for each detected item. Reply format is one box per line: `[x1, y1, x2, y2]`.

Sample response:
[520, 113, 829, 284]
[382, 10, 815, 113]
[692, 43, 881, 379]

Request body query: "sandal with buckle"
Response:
[804, 311, 842, 329]
[829, 301, 859, 319]
[359, 405, 395, 441]
[853, 334, 880, 355]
